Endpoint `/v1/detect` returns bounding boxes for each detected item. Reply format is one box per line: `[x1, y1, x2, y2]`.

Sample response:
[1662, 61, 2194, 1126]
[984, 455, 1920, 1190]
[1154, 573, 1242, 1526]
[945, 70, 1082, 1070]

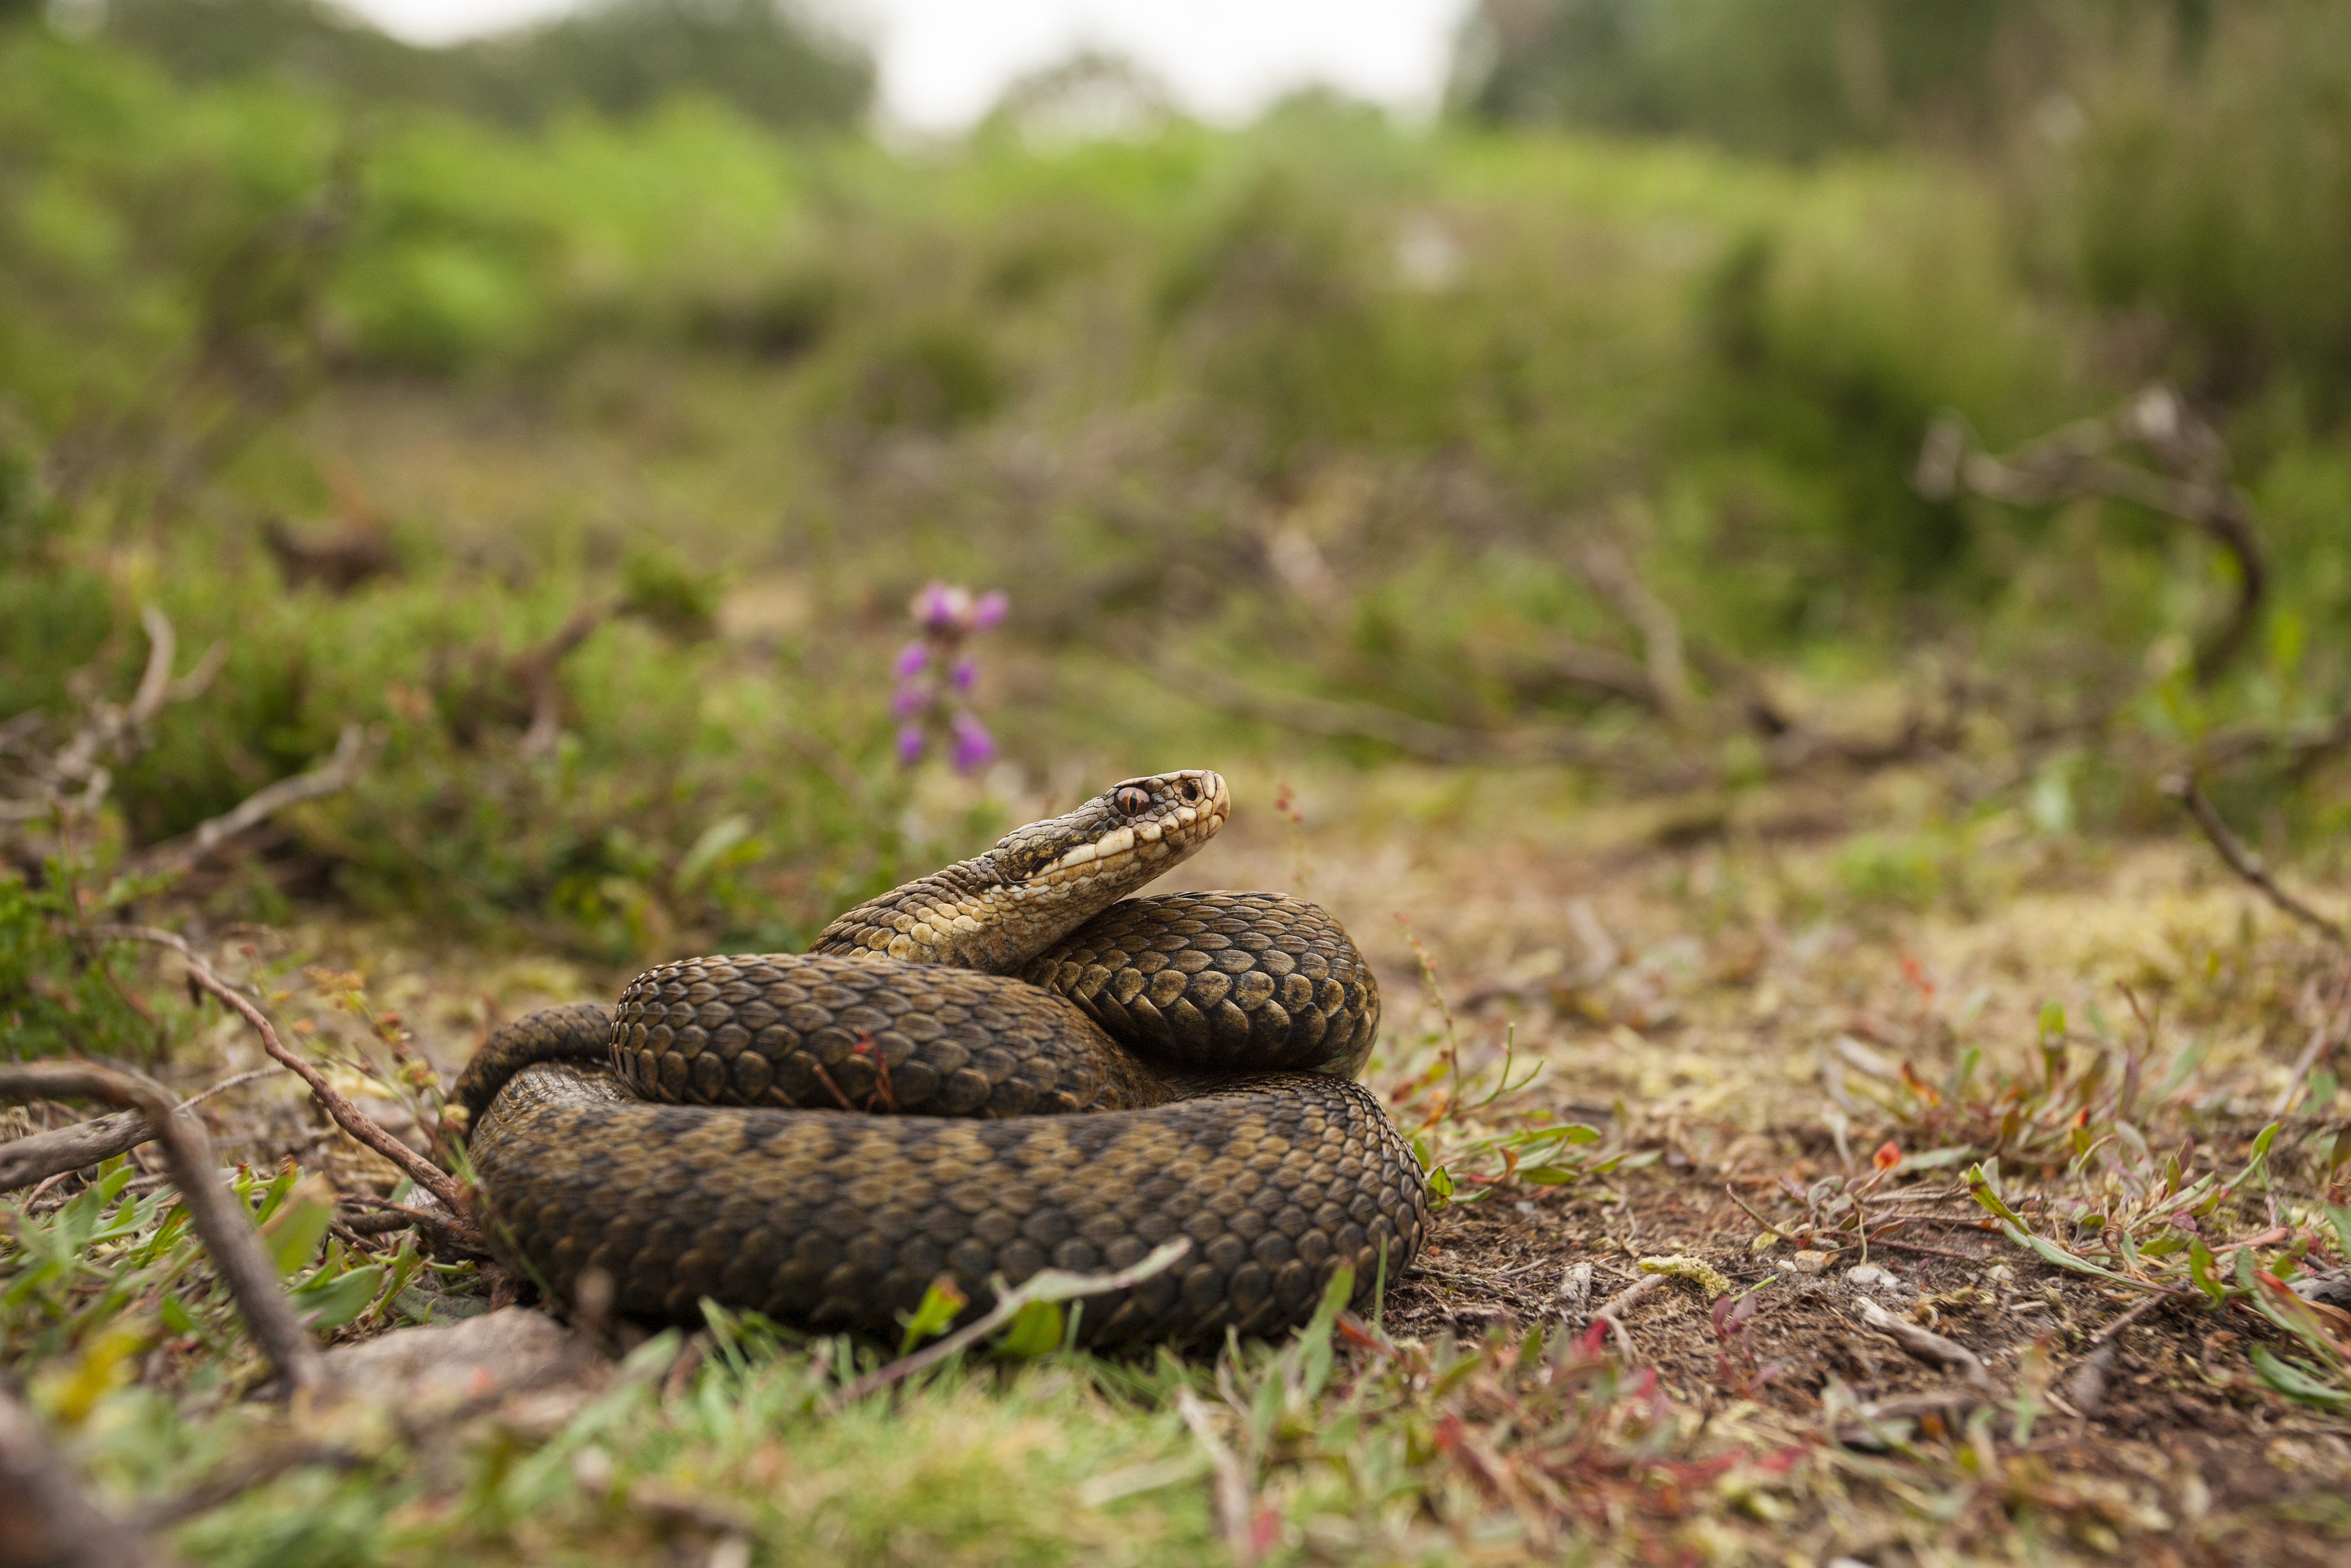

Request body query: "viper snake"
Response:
[455, 769, 1428, 1346]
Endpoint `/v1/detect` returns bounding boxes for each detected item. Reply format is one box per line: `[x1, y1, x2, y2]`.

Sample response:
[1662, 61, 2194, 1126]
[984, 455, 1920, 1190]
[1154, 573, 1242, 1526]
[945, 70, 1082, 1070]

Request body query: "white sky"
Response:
[336, 0, 1474, 131]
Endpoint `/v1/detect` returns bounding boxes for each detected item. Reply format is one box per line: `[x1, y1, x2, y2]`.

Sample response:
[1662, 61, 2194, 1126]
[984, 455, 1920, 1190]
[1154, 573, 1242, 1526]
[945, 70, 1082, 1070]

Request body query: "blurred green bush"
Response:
[1, 2, 2348, 968]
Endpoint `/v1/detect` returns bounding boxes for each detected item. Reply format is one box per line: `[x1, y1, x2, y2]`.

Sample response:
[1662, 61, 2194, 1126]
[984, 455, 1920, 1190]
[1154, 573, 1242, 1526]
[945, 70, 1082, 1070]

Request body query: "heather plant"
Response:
[890, 582, 1007, 773]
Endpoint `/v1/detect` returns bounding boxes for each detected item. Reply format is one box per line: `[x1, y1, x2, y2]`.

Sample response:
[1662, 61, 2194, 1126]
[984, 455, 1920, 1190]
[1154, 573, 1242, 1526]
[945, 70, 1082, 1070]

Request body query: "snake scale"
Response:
[455, 769, 1429, 1346]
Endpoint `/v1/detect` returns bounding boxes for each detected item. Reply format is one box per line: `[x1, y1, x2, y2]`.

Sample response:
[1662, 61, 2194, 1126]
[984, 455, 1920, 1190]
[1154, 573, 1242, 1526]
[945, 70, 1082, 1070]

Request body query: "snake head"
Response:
[986, 769, 1229, 890]
[810, 769, 1230, 970]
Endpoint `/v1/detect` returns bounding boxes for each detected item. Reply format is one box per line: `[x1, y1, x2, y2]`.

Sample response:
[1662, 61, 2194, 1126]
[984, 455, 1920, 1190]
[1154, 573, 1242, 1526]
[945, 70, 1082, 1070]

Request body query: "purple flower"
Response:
[948, 711, 996, 772]
[893, 641, 930, 678]
[889, 684, 928, 720]
[949, 658, 975, 693]
[971, 590, 1008, 630]
[896, 725, 926, 765]
[910, 581, 971, 630]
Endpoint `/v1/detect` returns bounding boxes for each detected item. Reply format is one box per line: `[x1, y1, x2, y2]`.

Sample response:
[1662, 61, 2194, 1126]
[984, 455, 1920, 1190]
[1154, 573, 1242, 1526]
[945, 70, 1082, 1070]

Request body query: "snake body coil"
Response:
[456, 770, 1428, 1346]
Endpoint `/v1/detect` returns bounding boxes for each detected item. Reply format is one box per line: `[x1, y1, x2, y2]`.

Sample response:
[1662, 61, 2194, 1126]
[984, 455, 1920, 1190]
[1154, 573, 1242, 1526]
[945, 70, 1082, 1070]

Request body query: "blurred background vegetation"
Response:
[4, 0, 2351, 1048]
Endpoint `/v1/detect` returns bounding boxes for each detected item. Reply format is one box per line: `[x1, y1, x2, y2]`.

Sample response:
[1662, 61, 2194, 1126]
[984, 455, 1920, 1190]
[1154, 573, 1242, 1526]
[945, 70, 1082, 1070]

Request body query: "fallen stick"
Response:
[0, 1061, 324, 1395]
[2273, 972, 2351, 1118]
[1852, 1295, 1997, 1392]
[1589, 1272, 1665, 1359]
[0, 1107, 163, 1191]
[0, 1069, 285, 1192]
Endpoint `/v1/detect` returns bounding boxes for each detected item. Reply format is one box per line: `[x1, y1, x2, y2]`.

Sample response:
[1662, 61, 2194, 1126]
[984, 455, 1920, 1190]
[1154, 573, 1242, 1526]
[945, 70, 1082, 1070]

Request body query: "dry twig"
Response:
[0, 606, 221, 825]
[2274, 968, 2351, 1118]
[1852, 1294, 1997, 1392]
[0, 1060, 325, 1394]
[91, 925, 480, 1236]
[1920, 386, 2265, 681]
[125, 723, 373, 876]
[2161, 772, 2348, 946]
[1587, 1271, 1665, 1359]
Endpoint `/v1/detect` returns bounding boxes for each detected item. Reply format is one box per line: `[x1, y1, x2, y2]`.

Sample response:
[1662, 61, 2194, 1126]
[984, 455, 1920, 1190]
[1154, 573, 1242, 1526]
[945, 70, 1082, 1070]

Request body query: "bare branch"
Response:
[0, 1069, 285, 1192]
[0, 1060, 325, 1395]
[2275, 966, 2351, 1118]
[1920, 387, 2265, 682]
[515, 603, 615, 761]
[1, 606, 222, 825]
[2161, 772, 2348, 947]
[0, 1108, 163, 1192]
[125, 723, 373, 877]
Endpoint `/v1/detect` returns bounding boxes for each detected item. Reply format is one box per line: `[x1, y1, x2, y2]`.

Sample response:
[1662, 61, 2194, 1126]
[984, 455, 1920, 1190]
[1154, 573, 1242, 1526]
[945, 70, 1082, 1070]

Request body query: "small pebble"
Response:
[1846, 1263, 1909, 1295]
[1788, 1250, 1832, 1275]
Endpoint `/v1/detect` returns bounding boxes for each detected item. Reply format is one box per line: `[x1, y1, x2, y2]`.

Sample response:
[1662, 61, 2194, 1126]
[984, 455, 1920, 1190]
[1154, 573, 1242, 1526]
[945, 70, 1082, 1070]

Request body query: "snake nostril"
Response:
[1180, 779, 1199, 802]
[1115, 785, 1151, 817]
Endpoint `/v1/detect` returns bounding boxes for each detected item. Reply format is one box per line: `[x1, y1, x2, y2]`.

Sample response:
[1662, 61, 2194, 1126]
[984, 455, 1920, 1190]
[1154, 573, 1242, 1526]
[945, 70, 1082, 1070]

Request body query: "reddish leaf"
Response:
[1872, 1139, 1902, 1171]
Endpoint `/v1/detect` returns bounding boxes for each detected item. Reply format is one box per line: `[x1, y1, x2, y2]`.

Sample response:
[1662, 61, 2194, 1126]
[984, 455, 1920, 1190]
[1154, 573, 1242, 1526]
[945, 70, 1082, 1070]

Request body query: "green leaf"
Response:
[896, 1279, 967, 1357]
[158, 1294, 196, 1336]
[2188, 1238, 2227, 1303]
[1995, 1218, 2153, 1290]
[1297, 1266, 1353, 1401]
[995, 1300, 1062, 1359]
[1518, 1165, 1584, 1186]
[268, 1197, 333, 1279]
[2037, 1001, 2066, 1040]
[2249, 1345, 2351, 1414]
[1965, 1164, 2023, 1226]
[246, 1162, 301, 1226]
[1425, 1165, 1454, 1202]
[2329, 1206, 2351, 1262]
[1890, 1146, 1975, 1175]
[676, 815, 754, 891]
[289, 1266, 385, 1330]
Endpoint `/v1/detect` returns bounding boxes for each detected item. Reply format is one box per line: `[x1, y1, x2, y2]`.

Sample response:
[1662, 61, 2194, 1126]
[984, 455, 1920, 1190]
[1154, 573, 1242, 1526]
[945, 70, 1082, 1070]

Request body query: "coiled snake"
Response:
[455, 769, 1428, 1346]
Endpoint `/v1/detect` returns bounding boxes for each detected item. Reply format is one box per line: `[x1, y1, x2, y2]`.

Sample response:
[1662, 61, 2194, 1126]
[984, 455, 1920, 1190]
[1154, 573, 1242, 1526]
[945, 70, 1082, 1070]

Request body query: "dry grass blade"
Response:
[0, 1060, 325, 1395]
[819, 1239, 1192, 1413]
[1175, 1386, 1256, 1566]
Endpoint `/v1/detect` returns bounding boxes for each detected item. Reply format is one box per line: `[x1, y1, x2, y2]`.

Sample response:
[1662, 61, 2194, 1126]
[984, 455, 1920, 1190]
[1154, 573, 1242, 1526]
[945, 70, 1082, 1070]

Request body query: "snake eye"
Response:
[1114, 785, 1151, 817]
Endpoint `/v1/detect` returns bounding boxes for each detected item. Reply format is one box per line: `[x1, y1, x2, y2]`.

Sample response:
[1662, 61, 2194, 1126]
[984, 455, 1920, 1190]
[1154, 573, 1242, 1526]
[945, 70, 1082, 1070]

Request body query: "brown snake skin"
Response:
[455, 770, 1428, 1346]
